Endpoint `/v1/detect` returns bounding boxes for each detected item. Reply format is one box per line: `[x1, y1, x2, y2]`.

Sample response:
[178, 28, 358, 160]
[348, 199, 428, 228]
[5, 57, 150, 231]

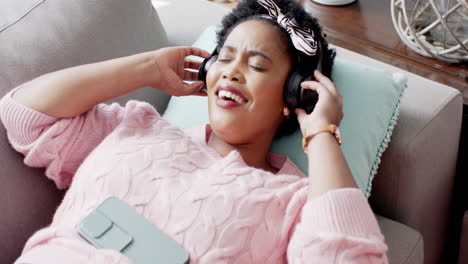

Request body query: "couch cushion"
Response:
[162, 26, 407, 197]
[0, 0, 169, 263]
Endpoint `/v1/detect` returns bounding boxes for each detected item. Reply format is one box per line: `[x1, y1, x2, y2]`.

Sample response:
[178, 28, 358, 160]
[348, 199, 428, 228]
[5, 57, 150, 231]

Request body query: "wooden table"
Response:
[208, 0, 239, 9]
[303, 0, 468, 103]
[209, 0, 468, 103]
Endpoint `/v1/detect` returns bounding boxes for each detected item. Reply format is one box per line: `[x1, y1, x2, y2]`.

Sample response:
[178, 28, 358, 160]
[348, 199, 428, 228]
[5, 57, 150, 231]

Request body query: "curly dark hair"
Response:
[215, 0, 336, 138]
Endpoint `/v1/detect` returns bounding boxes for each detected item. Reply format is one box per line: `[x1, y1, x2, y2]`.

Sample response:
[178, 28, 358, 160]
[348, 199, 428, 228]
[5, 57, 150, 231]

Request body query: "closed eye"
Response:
[249, 65, 265, 72]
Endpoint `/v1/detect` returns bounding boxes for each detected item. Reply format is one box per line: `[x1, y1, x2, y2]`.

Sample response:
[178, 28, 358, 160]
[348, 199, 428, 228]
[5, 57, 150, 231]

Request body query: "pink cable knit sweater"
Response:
[0, 87, 388, 264]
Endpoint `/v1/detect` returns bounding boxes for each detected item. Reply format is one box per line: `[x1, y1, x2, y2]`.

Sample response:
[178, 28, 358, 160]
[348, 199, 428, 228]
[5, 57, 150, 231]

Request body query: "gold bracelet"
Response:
[302, 124, 342, 154]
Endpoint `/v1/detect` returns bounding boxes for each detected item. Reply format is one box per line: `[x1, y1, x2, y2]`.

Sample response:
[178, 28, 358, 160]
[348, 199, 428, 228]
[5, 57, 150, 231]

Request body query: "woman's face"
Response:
[206, 19, 293, 144]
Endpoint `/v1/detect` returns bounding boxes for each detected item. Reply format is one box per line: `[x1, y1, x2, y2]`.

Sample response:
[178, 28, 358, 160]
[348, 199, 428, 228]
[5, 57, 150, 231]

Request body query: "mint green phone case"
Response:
[76, 197, 189, 264]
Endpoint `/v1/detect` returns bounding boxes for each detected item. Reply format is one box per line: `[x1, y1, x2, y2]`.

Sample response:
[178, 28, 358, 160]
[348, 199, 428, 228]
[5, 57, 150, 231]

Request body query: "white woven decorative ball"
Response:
[391, 0, 468, 63]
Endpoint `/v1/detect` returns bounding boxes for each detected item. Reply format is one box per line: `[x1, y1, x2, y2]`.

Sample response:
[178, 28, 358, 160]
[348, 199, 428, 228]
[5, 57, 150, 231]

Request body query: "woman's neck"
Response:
[207, 131, 279, 174]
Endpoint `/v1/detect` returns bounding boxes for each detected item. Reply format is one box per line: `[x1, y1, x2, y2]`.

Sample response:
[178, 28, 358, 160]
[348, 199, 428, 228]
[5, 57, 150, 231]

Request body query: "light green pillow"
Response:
[163, 26, 406, 197]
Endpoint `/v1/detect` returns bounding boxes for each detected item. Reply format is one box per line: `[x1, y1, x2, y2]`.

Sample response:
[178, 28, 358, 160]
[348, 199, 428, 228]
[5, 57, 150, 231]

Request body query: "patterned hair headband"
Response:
[257, 0, 318, 56]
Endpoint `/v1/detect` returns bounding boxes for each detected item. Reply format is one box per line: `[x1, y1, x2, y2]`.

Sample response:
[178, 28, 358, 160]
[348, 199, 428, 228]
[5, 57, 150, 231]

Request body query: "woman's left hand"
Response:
[295, 70, 344, 136]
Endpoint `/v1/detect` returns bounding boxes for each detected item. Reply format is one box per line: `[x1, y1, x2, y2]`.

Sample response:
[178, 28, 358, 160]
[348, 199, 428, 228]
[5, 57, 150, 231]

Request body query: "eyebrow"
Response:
[222, 45, 273, 62]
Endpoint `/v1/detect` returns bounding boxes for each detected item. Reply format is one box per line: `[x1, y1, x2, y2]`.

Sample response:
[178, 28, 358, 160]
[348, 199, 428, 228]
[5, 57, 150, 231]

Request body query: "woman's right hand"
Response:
[295, 70, 344, 136]
[147, 47, 211, 96]
[11, 46, 211, 119]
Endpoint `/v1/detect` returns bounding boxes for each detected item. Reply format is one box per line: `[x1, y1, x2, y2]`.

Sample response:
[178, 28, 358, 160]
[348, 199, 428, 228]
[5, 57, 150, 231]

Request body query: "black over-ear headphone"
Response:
[198, 42, 323, 114]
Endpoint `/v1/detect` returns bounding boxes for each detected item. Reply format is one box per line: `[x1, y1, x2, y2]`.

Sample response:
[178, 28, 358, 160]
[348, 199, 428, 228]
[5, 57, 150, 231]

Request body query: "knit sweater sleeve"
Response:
[287, 188, 389, 263]
[0, 86, 159, 190]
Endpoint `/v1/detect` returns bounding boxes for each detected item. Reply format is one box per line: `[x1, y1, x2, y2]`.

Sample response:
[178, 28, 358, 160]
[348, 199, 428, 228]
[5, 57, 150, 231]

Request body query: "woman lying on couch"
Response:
[1, 0, 388, 263]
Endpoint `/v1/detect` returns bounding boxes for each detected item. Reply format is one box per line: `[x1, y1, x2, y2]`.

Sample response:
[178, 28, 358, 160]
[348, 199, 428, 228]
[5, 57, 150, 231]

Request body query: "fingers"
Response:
[314, 70, 339, 96]
[183, 60, 203, 82]
[182, 46, 211, 59]
[192, 87, 208, 96]
[183, 69, 199, 81]
[302, 71, 341, 104]
[180, 81, 206, 96]
[295, 108, 309, 127]
[300, 80, 325, 95]
[184, 60, 202, 70]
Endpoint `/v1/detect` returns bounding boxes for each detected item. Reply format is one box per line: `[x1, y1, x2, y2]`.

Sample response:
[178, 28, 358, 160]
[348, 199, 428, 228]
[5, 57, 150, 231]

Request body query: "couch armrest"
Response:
[335, 48, 463, 264]
[371, 77, 462, 264]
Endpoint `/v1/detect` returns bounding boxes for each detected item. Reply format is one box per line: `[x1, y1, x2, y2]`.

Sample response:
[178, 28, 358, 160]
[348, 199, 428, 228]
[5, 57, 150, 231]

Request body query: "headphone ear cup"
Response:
[283, 72, 318, 114]
[198, 55, 217, 86]
[300, 76, 318, 114]
[283, 71, 302, 111]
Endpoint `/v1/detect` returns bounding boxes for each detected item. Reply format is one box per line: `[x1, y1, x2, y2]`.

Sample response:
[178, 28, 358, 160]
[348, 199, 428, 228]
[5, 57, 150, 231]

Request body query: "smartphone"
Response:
[77, 197, 189, 264]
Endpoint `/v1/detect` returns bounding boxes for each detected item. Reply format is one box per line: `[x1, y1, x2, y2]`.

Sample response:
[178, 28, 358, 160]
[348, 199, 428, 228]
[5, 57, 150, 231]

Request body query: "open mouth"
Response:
[216, 90, 246, 104]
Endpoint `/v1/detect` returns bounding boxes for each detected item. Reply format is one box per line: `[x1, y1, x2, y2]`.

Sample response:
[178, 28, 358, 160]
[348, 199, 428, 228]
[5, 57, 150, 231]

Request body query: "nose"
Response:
[221, 64, 245, 83]
[222, 70, 244, 82]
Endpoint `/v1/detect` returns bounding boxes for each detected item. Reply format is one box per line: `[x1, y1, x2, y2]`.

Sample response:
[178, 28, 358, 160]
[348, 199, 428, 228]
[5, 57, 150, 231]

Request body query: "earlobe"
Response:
[283, 107, 290, 117]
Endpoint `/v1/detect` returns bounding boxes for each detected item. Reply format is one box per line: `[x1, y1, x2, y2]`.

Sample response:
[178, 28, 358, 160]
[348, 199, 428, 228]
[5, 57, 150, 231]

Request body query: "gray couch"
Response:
[0, 0, 463, 264]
